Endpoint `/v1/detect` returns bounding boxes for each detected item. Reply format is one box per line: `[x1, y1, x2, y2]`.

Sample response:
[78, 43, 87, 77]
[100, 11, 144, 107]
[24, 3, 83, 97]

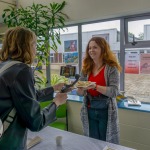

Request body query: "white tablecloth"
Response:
[27, 126, 135, 150]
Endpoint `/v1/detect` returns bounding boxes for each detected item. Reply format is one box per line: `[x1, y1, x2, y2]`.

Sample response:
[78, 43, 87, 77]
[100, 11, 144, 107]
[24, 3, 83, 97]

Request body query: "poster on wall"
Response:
[63, 52, 78, 63]
[64, 40, 77, 52]
[140, 54, 150, 74]
[125, 53, 139, 74]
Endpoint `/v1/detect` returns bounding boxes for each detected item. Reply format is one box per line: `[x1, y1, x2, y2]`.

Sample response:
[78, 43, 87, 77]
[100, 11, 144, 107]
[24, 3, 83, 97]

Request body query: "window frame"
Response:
[124, 14, 150, 49]
[48, 13, 150, 101]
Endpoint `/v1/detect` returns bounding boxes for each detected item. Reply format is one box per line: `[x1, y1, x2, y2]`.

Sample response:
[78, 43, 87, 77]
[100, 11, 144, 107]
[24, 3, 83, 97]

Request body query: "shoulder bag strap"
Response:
[0, 61, 22, 74]
[0, 60, 22, 133]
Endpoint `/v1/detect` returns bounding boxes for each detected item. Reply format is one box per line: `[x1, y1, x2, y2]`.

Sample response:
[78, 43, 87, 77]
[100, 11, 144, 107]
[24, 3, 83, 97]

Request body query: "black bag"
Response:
[0, 61, 20, 138]
[86, 94, 110, 109]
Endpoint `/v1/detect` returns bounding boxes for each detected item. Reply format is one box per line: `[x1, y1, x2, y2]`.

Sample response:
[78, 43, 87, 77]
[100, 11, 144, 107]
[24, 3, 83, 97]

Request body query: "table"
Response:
[27, 126, 135, 150]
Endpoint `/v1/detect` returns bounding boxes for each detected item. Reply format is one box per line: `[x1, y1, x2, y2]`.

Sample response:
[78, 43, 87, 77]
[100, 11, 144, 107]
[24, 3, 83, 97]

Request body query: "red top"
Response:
[88, 66, 106, 96]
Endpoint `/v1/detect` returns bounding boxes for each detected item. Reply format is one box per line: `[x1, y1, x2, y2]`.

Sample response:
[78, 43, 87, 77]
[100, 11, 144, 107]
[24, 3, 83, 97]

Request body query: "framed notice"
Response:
[125, 53, 139, 74]
[63, 52, 78, 63]
[64, 40, 77, 52]
[140, 53, 150, 74]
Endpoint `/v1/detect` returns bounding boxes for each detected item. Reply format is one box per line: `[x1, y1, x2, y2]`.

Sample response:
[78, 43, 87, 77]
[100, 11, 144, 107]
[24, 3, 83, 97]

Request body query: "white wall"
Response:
[67, 101, 150, 150]
[82, 29, 120, 51]
[51, 28, 120, 53]
[119, 109, 150, 150]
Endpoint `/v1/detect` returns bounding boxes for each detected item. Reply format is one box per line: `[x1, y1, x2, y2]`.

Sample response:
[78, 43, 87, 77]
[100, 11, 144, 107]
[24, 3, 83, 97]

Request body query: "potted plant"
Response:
[2, 1, 68, 88]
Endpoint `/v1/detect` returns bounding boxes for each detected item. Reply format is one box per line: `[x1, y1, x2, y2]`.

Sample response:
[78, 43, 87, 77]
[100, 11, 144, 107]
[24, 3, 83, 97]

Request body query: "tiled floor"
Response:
[125, 74, 150, 102]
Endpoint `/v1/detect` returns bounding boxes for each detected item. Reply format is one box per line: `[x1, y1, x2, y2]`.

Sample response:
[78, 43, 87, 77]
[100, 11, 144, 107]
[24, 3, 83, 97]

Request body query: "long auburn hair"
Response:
[82, 37, 122, 75]
[0, 26, 36, 64]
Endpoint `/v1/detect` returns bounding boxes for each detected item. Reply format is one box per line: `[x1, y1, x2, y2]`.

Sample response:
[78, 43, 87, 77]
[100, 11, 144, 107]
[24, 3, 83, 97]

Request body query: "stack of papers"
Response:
[127, 96, 141, 106]
[128, 100, 141, 106]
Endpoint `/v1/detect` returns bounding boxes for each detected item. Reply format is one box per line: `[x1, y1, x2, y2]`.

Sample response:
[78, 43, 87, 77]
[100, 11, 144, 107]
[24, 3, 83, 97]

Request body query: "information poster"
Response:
[64, 40, 77, 52]
[125, 53, 139, 74]
[140, 54, 150, 74]
[63, 52, 78, 63]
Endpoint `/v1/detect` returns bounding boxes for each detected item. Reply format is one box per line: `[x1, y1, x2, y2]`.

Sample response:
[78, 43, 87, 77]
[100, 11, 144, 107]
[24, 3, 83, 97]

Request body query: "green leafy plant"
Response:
[34, 70, 47, 89]
[51, 74, 69, 86]
[35, 74, 69, 90]
[2, 1, 68, 88]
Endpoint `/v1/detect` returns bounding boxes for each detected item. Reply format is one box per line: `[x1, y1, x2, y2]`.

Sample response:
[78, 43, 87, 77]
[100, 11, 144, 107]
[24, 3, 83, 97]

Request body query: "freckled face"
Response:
[88, 41, 101, 60]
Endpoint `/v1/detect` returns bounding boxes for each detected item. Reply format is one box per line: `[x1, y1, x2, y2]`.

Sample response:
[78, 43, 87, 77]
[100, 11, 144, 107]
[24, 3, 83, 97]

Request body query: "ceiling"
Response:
[0, 0, 150, 25]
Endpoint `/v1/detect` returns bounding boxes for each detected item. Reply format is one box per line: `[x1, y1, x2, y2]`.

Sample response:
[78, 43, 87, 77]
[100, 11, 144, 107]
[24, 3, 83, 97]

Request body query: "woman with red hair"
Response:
[77, 37, 121, 144]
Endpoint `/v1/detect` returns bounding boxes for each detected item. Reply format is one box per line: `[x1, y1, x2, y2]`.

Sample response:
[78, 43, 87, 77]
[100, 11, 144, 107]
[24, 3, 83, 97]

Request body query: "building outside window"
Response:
[49, 15, 150, 103]
[50, 26, 79, 76]
[124, 16, 150, 102]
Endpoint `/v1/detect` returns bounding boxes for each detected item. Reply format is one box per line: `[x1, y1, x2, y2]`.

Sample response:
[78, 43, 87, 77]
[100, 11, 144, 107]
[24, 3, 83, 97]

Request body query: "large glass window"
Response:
[47, 14, 150, 103]
[125, 16, 150, 47]
[124, 49, 150, 102]
[124, 15, 150, 102]
[50, 26, 79, 76]
[128, 19, 150, 42]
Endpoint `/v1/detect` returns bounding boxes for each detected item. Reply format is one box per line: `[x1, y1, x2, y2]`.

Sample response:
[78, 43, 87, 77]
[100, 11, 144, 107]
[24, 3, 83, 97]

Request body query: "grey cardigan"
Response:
[80, 64, 120, 144]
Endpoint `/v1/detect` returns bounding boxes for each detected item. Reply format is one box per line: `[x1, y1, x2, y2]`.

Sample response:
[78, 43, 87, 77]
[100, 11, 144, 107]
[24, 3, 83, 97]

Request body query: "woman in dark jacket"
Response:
[0, 27, 68, 150]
